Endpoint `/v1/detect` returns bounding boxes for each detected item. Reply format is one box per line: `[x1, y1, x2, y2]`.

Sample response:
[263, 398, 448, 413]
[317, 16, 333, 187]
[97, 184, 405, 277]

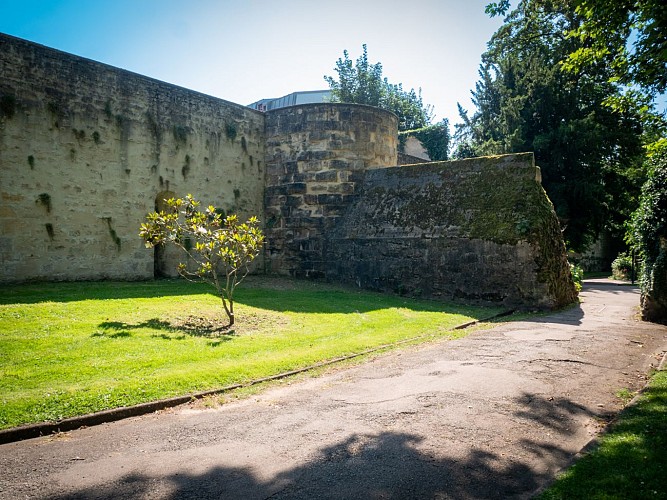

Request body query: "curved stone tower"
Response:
[264, 103, 398, 277]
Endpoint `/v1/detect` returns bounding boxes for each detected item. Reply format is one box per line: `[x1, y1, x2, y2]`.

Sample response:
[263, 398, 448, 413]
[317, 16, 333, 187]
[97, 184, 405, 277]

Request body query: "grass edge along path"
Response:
[0, 308, 508, 445]
[537, 355, 667, 499]
[0, 278, 507, 442]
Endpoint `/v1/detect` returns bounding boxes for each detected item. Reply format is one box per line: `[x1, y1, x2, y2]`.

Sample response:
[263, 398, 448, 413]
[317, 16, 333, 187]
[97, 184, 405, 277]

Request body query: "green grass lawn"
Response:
[539, 369, 667, 499]
[0, 277, 502, 430]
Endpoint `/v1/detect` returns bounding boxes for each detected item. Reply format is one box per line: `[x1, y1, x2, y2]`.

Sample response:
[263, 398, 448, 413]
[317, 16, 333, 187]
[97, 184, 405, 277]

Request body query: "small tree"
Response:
[140, 194, 264, 327]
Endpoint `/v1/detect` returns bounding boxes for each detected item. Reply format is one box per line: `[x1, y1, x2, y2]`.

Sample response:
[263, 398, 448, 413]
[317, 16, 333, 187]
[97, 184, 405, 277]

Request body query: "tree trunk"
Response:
[220, 295, 234, 327]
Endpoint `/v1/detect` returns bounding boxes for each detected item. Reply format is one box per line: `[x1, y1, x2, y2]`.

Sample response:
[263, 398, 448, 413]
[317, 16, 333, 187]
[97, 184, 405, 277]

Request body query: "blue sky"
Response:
[0, 0, 504, 127]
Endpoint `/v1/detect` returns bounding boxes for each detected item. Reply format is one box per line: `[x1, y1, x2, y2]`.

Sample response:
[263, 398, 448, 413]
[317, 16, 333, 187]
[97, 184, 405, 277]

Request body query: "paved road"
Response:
[1, 281, 666, 499]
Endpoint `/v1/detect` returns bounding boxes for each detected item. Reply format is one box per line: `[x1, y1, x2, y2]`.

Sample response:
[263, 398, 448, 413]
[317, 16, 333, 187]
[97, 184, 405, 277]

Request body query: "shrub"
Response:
[630, 144, 667, 323]
[611, 252, 634, 280]
[570, 263, 584, 292]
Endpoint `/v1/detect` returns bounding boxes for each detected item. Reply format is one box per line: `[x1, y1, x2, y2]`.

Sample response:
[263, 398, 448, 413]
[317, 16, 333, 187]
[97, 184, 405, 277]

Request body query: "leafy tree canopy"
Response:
[324, 44, 434, 131]
[140, 195, 264, 327]
[456, 0, 645, 251]
[565, 0, 666, 97]
[399, 120, 450, 161]
[487, 1, 667, 119]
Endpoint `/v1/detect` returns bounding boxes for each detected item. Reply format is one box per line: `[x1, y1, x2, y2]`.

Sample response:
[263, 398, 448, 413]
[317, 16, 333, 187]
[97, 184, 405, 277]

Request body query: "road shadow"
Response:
[531, 301, 585, 327]
[489, 281, 641, 328]
[47, 432, 553, 500]
[513, 392, 609, 432]
[581, 280, 640, 298]
[486, 300, 585, 327]
[48, 393, 602, 500]
[533, 377, 667, 497]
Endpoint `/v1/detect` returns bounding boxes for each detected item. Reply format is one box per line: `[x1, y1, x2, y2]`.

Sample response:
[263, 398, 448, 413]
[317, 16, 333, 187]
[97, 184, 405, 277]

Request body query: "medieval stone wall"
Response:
[0, 34, 265, 282]
[0, 35, 576, 311]
[326, 154, 577, 309]
[263, 103, 397, 277]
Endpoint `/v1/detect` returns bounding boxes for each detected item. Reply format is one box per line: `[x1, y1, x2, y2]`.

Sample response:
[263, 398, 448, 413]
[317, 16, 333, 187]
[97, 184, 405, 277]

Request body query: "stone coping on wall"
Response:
[263, 101, 399, 120]
[0, 32, 262, 117]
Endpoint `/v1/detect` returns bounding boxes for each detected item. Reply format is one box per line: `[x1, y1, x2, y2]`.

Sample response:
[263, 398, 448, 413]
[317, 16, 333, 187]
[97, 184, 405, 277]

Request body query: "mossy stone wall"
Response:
[327, 153, 577, 309]
[1, 34, 575, 311]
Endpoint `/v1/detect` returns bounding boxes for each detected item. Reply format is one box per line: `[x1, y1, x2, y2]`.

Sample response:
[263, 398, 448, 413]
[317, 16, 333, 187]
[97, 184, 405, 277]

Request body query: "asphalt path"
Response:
[1, 280, 666, 499]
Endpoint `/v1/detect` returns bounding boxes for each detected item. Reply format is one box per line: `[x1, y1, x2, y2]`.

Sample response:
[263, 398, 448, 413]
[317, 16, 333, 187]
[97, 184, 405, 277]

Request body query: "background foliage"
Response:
[629, 145, 667, 323]
[398, 121, 450, 161]
[456, 0, 649, 252]
[324, 44, 434, 131]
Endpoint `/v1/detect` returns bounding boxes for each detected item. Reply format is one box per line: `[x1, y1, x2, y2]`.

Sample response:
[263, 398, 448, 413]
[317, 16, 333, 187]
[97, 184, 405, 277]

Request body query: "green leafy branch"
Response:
[140, 194, 264, 327]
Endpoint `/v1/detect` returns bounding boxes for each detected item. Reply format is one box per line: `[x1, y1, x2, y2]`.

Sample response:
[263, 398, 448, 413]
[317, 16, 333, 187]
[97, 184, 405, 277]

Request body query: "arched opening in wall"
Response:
[154, 190, 176, 278]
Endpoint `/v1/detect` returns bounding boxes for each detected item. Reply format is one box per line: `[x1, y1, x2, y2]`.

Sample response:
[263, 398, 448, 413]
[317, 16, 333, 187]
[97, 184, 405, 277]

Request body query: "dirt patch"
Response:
[172, 309, 289, 336]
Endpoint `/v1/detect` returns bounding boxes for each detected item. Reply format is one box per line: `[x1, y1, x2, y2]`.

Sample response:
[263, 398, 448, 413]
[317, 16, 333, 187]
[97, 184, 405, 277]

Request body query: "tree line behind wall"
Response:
[458, 0, 667, 322]
[322, 1, 667, 322]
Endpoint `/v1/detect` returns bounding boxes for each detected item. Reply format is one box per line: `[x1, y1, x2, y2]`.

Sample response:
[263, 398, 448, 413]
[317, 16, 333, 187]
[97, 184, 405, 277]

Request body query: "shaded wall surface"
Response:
[0, 34, 265, 282]
[327, 154, 577, 309]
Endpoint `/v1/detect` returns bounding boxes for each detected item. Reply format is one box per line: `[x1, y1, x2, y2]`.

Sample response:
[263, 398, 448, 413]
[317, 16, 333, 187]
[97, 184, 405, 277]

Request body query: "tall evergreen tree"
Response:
[455, 0, 644, 251]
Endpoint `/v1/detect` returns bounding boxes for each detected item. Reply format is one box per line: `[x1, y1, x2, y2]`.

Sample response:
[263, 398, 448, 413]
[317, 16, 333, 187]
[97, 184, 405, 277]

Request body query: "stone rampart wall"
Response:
[0, 34, 265, 282]
[263, 103, 397, 277]
[326, 153, 577, 309]
[0, 35, 576, 311]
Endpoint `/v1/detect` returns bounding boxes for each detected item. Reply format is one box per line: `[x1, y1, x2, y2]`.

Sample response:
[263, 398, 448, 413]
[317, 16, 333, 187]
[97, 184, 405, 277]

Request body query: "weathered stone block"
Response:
[265, 195, 287, 207]
[317, 194, 343, 205]
[327, 183, 355, 194]
[303, 194, 319, 205]
[315, 170, 338, 182]
[330, 159, 350, 169]
[284, 161, 299, 174]
[265, 185, 288, 197]
[308, 184, 329, 193]
[286, 183, 307, 194]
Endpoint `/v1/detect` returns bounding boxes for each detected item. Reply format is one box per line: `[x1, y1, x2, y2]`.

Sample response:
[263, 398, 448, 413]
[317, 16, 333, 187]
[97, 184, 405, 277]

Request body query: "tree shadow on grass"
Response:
[96, 318, 235, 340]
[0, 276, 503, 322]
[236, 287, 504, 316]
[91, 330, 133, 339]
[0, 279, 212, 305]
